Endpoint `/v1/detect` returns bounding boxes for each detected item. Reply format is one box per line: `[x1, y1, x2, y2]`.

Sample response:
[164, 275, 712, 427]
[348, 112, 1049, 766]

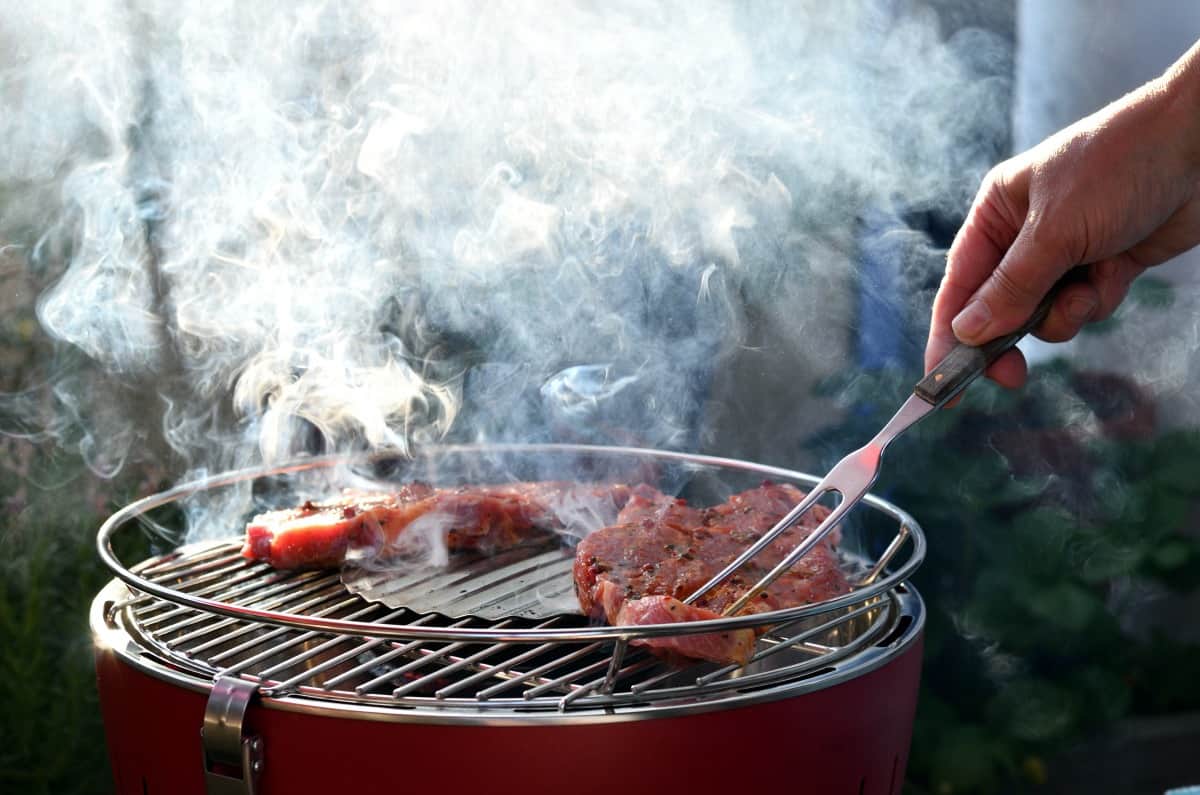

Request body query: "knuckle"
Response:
[968, 205, 1012, 255]
[988, 266, 1039, 308]
[1026, 209, 1085, 264]
[970, 166, 1025, 248]
[1026, 218, 1066, 254]
[976, 166, 1009, 210]
[981, 163, 1009, 193]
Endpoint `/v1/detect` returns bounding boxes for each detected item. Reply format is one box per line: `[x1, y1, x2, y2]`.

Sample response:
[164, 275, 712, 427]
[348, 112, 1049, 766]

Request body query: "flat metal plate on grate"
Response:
[340, 542, 582, 620]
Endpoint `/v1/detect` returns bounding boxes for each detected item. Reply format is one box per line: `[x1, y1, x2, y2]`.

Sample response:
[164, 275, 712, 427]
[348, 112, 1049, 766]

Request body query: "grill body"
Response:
[90, 446, 928, 794]
[95, 593, 923, 795]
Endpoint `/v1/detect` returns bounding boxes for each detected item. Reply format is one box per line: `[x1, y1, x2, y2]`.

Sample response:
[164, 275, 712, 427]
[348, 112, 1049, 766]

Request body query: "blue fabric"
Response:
[856, 206, 909, 371]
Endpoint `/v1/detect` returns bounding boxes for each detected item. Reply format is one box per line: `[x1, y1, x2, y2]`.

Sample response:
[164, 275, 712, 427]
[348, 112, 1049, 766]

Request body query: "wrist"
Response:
[1156, 40, 1200, 182]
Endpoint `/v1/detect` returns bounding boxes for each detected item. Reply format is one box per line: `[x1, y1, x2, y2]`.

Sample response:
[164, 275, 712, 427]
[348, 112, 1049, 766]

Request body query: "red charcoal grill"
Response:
[91, 444, 926, 795]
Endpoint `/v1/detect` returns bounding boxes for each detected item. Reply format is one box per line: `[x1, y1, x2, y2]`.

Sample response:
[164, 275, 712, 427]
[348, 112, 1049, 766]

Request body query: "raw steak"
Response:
[243, 482, 632, 569]
[573, 483, 849, 665]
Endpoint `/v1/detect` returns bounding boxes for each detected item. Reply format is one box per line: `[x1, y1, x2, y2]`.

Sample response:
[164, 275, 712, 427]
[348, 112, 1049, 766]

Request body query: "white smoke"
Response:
[0, 1, 1012, 508]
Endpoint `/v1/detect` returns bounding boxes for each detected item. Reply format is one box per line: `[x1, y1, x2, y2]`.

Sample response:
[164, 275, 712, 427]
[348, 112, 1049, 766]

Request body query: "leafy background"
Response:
[814, 278, 1200, 793]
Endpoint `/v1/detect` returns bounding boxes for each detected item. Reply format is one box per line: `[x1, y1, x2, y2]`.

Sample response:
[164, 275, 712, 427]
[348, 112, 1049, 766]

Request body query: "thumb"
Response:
[950, 223, 1080, 344]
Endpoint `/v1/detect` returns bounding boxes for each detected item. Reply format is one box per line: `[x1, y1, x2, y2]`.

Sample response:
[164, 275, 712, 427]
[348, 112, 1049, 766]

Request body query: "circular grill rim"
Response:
[96, 443, 927, 644]
[92, 576, 925, 723]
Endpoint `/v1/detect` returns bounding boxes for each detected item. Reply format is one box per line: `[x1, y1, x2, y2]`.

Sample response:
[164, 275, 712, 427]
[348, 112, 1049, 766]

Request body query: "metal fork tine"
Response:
[684, 393, 935, 618]
[720, 494, 858, 617]
[684, 482, 833, 605]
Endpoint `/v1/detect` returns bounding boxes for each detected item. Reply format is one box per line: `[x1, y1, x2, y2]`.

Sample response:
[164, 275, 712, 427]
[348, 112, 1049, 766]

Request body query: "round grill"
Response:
[96, 444, 925, 719]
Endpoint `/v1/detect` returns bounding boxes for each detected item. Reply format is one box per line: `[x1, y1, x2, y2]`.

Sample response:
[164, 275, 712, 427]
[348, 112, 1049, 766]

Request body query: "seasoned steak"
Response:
[611, 594, 755, 666]
[573, 483, 849, 665]
[243, 482, 633, 569]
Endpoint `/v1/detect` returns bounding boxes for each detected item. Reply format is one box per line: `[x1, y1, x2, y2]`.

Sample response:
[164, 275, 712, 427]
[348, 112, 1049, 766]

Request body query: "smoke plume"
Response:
[0, 1, 1012, 525]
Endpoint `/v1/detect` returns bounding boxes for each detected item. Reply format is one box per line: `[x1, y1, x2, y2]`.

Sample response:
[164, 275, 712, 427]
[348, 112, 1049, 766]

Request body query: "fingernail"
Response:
[952, 300, 990, 340]
[1066, 294, 1098, 323]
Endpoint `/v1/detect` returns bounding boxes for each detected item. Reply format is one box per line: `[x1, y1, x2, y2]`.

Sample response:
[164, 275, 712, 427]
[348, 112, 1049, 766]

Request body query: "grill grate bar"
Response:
[162, 559, 271, 593]
[431, 617, 568, 699]
[389, 617, 561, 698]
[388, 624, 511, 696]
[475, 641, 605, 700]
[695, 602, 881, 686]
[521, 646, 622, 699]
[310, 615, 442, 690]
[185, 567, 332, 605]
[558, 653, 660, 710]
[211, 607, 369, 677]
[143, 552, 250, 584]
[139, 582, 339, 651]
[415, 642, 532, 698]
[136, 543, 242, 577]
[205, 595, 383, 663]
[134, 559, 274, 621]
[855, 526, 911, 587]
[692, 610, 892, 695]
[144, 575, 343, 642]
[118, 547, 252, 613]
[622, 665, 684, 695]
[253, 606, 411, 689]
[136, 567, 329, 629]
[757, 638, 834, 655]
[146, 553, 269, 592]
[267, 634, 399, 692]
[390, 620, 516, 697]
[353, 618, 475, 694]
[170, 584, 352, 647]
[194, 594, 361, 659]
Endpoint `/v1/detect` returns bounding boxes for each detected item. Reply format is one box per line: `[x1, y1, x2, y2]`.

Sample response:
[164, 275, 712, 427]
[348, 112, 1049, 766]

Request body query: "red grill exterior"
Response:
[95, 634, 922, 795]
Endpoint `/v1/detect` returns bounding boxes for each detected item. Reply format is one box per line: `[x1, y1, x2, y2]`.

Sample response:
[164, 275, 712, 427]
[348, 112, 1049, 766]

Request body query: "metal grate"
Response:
[108, 539, 903, 713]
[98, 445, 927, 715]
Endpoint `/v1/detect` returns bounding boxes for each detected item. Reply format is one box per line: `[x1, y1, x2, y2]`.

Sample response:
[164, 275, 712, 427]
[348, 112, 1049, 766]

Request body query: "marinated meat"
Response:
[243, 482, 633, 569]
[573, 483, 849, 665]
[246, 479, 849, 668]
[613, 594, 756, 667]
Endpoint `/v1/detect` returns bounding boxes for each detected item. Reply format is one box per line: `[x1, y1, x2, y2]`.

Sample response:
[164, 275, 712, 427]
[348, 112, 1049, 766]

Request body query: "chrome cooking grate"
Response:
[108, 538, 907, 713]
[97, 446, 927, 714]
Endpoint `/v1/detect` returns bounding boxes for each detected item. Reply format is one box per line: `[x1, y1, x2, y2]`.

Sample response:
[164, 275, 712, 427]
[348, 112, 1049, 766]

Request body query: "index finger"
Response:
[924, 200, 1016, 372]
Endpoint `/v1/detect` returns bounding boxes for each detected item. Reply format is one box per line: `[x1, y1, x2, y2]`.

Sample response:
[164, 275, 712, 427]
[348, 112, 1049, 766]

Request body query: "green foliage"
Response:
[813, 364, 1200, 795]
[0, 452, 150, 795]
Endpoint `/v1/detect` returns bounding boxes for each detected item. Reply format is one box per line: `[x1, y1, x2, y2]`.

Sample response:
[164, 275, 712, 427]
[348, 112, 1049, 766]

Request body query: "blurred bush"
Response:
[0, 242, 155, 794]
[811, 313, 1200, 793]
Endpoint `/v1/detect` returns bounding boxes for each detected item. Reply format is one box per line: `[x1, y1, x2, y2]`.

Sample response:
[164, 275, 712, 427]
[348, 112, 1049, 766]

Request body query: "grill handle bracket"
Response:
[201, 676, 263, 795]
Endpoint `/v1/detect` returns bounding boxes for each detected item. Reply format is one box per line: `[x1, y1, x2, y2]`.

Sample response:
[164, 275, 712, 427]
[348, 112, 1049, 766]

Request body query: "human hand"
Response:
[925, 41, 1200, 389]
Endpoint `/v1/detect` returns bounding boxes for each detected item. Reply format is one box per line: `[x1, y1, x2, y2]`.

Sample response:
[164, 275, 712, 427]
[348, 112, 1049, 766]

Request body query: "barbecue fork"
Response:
[688, 273, 1081, 615]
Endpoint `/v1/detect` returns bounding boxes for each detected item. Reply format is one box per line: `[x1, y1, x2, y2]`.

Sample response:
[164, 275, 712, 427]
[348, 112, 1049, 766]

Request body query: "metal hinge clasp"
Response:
[201, 676, 263, 795]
